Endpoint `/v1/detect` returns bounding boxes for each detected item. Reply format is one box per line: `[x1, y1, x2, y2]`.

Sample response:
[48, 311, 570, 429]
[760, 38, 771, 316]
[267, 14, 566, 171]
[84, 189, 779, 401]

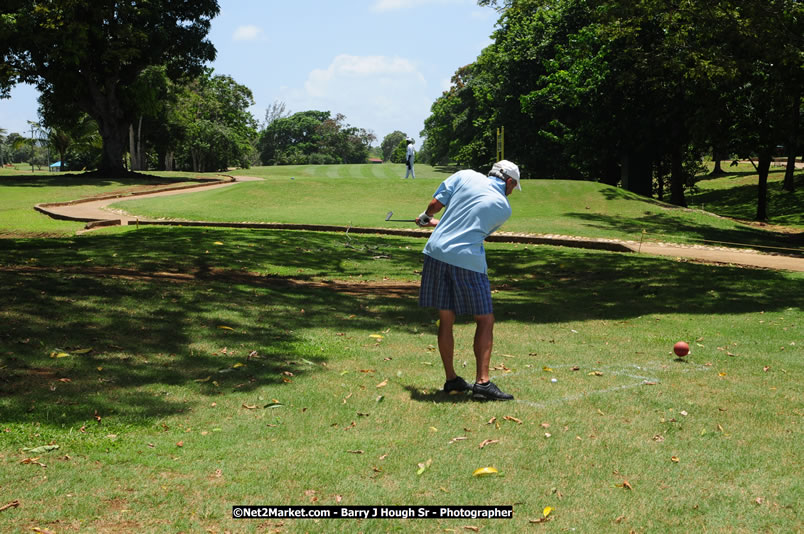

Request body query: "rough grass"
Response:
[1, 227, 801, 533]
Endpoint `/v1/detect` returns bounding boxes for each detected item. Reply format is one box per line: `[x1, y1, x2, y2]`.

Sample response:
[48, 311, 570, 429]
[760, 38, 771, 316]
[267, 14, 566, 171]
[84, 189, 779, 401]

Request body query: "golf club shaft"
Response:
[387, 219, 417, 222]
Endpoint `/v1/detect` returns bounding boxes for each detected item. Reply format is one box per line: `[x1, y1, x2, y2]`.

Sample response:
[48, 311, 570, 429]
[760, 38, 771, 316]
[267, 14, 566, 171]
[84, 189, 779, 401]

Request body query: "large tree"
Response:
[1, 0, 219, 175]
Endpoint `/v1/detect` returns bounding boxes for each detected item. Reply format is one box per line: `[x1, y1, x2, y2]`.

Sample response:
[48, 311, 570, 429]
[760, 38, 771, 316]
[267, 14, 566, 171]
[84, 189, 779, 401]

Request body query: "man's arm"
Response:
[416, 198, 444, 227]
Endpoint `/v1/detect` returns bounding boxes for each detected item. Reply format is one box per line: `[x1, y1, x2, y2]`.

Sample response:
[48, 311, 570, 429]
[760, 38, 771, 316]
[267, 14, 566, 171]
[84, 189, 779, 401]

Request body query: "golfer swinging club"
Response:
[415, 160, 521, 401]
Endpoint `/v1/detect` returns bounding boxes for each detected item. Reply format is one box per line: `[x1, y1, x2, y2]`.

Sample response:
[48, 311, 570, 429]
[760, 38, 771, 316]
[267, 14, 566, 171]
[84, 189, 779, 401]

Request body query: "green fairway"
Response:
[1, 226, 801, 533]
[0, 172, 212, 237]
[692, 163, 804, 228]
[101, 164, 801, 254]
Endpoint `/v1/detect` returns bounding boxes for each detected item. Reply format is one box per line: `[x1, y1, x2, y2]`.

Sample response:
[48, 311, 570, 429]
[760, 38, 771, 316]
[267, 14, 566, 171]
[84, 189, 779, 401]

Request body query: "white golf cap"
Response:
[490, 160, 521, 191]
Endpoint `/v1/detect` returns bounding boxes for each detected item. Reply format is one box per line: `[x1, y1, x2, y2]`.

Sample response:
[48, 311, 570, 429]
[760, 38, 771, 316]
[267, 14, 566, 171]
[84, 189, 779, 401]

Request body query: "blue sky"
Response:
[1, 0, 499, 145]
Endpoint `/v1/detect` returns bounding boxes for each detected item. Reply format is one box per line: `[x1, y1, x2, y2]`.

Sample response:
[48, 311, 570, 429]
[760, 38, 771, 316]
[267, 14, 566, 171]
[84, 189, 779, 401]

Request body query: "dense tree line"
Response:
[1, 2, 375, 172]
[259, 111, 375, 165]
[422, 0, 803, 219]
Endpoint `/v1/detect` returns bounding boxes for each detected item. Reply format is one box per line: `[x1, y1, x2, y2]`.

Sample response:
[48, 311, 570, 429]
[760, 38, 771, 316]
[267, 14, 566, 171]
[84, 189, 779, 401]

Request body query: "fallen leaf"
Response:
[241, 404, 257, 410]
[449, 436, 468, 444]
[32, 528, 56, 534]
[479, 439, 500, 449]
[671, 456, 680, 463]
[335, 495, 343, 503]
[369, 334, 384, 340]
[463, 527, 479, 532]
[346, 450, 364, 454]
[487, 417, 497, 425]
[543, 506, 554, 517]
[194, 376, 211, 383]
[589, 371, 603, 376]
[22, 445, 59, 454]
[503, 415, 522, 424]
[542, 366, 553, 372]
[416, 458, 432, 475]
[619, 480, 633, 490]
[0, 500, 20, 513]
[375, 379, 388, 388]
[472, 466, 498, 477]
[217, 326, 234, 331]
[21, 457, 46, 467]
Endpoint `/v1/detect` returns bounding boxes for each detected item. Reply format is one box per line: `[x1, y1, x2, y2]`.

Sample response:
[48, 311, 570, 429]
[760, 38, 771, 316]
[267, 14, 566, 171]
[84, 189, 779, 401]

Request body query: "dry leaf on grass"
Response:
[503, 415, 522, 424]
[472, 466, 498, 477]
[0, 500, 20, 513]
[416, 458, 432, 475]
[375, 379, 388, 388]
[479, 439, 500, 449]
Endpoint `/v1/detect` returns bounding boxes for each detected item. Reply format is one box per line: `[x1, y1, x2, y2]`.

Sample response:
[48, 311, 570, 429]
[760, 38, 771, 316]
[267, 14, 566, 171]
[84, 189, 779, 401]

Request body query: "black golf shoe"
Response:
[472, 381, 514, 401]
[443, 376, 472, 394]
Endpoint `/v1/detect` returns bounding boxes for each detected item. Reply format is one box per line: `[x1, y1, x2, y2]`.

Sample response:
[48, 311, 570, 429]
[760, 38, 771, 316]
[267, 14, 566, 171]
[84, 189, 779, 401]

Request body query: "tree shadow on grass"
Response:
[0, 228, 801, 427]
[690, 174, 803, 227]
[563, 211, 801, 252]
[487, 245, 803, 324]
[0, 173, 203, 189]
[401, 384, 473, 404]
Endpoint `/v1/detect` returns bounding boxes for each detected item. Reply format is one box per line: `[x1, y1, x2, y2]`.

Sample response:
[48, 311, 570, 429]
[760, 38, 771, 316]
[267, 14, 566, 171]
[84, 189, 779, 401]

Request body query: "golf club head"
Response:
[385, 211, 393, 221]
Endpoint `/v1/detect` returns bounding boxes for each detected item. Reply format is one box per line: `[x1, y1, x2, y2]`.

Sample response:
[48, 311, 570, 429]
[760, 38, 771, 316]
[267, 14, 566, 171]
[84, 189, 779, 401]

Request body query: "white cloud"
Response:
[282, 54, 431, 140]
[305, 54, 422, 97]
[371, 0, 468, 13]
[232, 25, 263, 41]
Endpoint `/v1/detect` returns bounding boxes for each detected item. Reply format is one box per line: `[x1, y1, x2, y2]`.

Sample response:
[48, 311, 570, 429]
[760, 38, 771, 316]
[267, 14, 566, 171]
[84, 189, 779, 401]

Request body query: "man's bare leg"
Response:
[473, 313, 495, 383]
[438, 309, 457, 380]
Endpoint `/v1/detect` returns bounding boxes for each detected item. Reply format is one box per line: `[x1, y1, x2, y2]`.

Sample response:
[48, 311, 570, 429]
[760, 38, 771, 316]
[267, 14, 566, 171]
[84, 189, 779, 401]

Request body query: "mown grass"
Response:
[1, 226, 801, 533]
[692, 163, 803, 228]
[0, 172, 214, 237]
[102, 164, 801, 254]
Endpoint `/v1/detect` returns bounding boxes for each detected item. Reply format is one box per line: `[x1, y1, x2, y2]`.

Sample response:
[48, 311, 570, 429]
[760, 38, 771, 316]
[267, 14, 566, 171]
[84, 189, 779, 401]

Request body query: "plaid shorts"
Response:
[419, 255, 493, 316]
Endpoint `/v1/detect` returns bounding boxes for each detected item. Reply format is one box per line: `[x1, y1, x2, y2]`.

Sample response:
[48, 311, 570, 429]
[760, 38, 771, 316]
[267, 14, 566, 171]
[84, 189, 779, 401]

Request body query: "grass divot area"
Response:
[1, 227, 800, 532]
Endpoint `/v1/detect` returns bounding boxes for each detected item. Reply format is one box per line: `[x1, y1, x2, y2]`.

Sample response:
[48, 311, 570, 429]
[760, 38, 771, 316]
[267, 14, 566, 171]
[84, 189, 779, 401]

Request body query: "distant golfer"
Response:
[415, 160, 521, 401]
[404, 138, 416, 179]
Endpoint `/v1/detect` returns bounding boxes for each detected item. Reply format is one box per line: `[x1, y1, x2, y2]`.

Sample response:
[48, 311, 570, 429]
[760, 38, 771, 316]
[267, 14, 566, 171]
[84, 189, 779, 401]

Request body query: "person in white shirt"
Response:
[415, 160, 522, 401]
[404, 138, 416, 179]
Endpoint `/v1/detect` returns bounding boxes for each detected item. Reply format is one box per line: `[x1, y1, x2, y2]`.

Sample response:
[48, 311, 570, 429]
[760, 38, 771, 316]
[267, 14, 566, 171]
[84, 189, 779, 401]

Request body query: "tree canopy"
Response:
[258, 111, 376, 165]
[1, 0, 219, 174]
[422, 0, 803, 218]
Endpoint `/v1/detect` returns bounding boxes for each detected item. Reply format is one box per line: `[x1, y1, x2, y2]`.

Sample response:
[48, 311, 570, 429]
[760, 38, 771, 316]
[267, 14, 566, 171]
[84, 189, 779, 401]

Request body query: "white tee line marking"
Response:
[488, 362, 711, 409]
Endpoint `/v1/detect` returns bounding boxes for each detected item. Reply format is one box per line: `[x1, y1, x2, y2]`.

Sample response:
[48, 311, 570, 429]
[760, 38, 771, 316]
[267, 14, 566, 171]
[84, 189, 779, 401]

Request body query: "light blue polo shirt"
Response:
[422, 170, 511, 273]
